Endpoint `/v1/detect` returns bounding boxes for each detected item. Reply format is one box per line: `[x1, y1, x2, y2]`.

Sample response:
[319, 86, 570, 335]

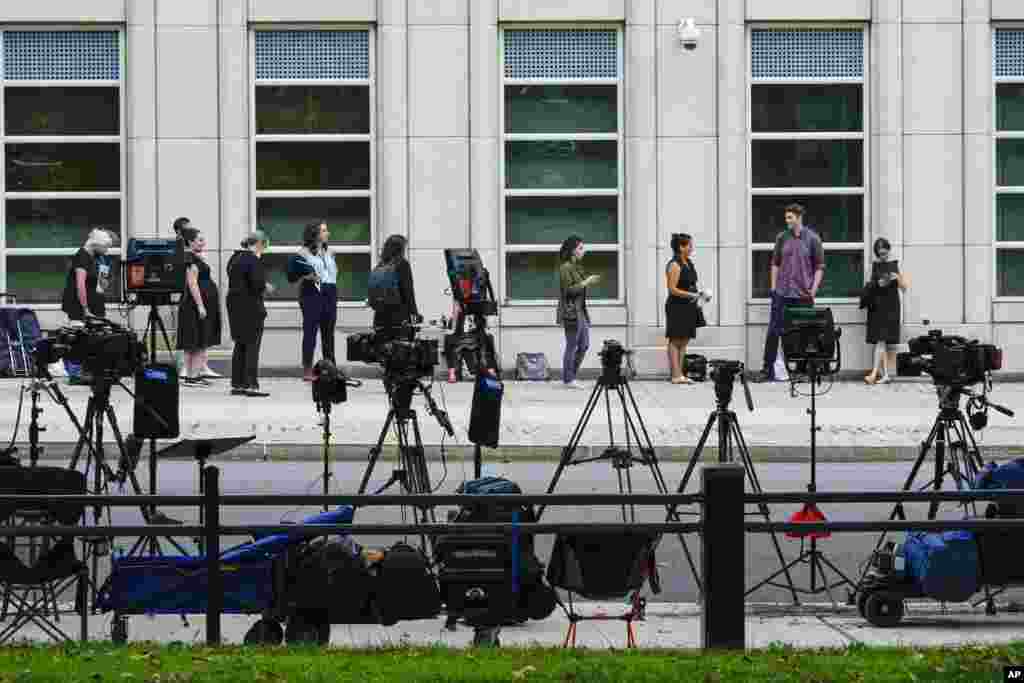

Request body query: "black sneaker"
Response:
[230, 386, 249, 396]
[245, 388, 270, 397]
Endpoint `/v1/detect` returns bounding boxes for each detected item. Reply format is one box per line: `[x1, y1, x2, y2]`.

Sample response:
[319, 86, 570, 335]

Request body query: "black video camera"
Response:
[34, 318, 146, 380]
[346, 331, 439, 378]
[708, 360, 754, 411]
[311, 360, 352, 409]
[123, 238, 188, 305]
[598, 339, 633, 385]
[897, 330, 1002, 387]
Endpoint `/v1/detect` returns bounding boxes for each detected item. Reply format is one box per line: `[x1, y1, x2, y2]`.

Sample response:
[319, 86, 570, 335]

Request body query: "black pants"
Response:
[444, 313, 467, 372]
[300, 285, 337, 367]
[231, 326, 264, 389]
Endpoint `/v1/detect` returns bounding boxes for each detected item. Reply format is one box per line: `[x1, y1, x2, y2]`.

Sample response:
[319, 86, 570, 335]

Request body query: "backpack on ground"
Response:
[366, 261, 402, 311]
[515, 352, 549, 381]
[901, 530, 979, 603]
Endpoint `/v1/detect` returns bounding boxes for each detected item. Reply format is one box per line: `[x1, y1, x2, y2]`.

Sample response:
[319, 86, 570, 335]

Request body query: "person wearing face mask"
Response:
[557, 235, 600, 389]
[61, 228, 115, 382]
[863, 237, 909, 385]
[288, 220, 338, 381]
[176, 227, 223, 387]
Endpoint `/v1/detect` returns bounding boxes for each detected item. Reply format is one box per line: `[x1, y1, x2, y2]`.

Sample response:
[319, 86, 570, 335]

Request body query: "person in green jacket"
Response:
[557, 235, 600, 388]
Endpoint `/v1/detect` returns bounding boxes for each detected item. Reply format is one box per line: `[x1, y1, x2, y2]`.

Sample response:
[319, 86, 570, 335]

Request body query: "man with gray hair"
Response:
[60, 228, 116, 382]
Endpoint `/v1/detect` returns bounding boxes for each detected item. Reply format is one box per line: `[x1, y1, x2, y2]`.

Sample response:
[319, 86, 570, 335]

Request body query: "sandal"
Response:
[864, 373, 878, 385]
[877, 374, 892, 385]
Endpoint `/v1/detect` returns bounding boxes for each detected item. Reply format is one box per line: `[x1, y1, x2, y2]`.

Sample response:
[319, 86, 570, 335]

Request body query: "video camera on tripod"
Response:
[346, 330, 439, 379]
[311, 360, 362, 410]
[897, 330, 1003, 388]
[599, 339, 634, 384]
[34, 318, 146, 380]
[709, 360, 754, 412]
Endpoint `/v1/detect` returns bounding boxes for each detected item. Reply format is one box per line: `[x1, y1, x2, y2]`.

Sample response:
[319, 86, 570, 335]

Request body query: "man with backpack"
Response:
[368, 234, 420, 336]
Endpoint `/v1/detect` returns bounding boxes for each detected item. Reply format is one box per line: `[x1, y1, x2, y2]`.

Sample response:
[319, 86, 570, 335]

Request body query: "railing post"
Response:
[204, 466, 222, 646]
[701, 463, 745, 650]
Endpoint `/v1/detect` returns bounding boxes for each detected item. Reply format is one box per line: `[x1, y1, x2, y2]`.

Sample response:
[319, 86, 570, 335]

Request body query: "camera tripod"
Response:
[539, 350, 701, 603]
[852, 383, 1014, 608]
[747, 356, 856, 604]
[358, 372, 455, 547]
[671, 363, 799, 604]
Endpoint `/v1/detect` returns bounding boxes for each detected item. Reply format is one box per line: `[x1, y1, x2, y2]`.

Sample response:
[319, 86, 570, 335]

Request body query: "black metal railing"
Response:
[6, 464, 1024, 650]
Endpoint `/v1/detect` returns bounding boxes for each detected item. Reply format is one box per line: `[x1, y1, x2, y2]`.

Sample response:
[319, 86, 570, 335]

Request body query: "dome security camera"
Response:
[678, 18, 700, 52]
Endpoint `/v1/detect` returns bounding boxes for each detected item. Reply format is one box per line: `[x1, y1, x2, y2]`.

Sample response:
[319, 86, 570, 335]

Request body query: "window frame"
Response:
[499, 24, 625, 306]
[994, 25, 1024, 302]
[747, 23, 870, 304]
[249, 25, 376, 308]
[0, 26, 126, 308]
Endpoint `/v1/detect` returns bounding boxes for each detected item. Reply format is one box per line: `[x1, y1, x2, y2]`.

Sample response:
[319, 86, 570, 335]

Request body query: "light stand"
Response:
[748, 350, 855, 603]
[671, 362, 798, 603]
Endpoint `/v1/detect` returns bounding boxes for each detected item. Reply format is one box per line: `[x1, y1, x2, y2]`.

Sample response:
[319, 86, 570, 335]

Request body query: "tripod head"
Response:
[383, 374, 455, 438]
[709, 360, 754, 412]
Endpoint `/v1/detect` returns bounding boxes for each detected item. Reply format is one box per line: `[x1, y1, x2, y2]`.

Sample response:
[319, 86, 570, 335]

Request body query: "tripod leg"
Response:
[928, 423, 947, 521]
[732, 417, 799, 605]
[539, 383, 604, 519]
[358, 411, 395, 495]
[68, 398, 97, 473]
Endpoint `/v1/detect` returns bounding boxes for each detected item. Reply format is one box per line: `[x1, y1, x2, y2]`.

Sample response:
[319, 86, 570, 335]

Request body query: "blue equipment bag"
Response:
[468, 375, 503, 449]
[975, 459, 1024, 517]
[901, 530, 979, 603]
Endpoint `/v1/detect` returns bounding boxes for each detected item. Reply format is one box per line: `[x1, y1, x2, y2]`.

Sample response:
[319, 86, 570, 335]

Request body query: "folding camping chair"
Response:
[0, 466, 89, 643]
[546, 530, 661, 649]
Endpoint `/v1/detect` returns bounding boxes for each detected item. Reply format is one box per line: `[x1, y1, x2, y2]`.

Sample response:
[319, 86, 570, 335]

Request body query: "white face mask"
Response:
[689, 248, 696, 259]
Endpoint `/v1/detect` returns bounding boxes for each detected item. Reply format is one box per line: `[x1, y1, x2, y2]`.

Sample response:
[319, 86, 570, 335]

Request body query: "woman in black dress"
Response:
[865, 237, 909, 385]
[227, 230, 274, 397]
[176, 227, 222, 387]
[664, 233, 705, 384]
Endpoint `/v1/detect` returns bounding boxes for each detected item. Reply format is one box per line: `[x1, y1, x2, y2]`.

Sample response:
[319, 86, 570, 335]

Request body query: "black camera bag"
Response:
[284, 539, 377, 624]
[374, 543, 441, 626]
[684, 354, 707, 382]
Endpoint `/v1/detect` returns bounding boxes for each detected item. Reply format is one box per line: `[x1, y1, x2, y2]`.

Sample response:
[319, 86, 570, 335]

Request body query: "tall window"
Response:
[749, 28, 867, 300]
[0, 30, 123, 304]
[252, 29, 374, 303]
[500, 28, 623, 303]
[995, 29, 1024, 298]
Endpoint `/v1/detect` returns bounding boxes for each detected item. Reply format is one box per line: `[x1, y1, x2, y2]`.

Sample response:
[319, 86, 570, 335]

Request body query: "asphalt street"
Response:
[85, 458, 1024, 605]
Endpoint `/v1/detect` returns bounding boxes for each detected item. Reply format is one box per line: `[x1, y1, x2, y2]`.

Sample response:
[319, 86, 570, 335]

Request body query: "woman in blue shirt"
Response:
[289, 221, 338, 381]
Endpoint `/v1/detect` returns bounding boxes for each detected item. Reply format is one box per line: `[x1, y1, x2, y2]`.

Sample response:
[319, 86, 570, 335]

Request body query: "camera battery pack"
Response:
[469, 374, 503, 449]
[134, 363, 181, 439]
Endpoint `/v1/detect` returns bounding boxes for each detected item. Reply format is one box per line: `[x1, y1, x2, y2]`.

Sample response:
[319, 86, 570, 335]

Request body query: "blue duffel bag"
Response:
[975, 459, 1024, 516]
[901, 530, 980, 603]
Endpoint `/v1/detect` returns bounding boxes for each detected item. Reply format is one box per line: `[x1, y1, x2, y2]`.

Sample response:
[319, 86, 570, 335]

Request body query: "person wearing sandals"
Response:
[557, 235, 600, 389]
[864, 237, 909, 385]
[176, 227, 222, 387]
[227, 231, 275, 397]
[665, 233, 706, 384]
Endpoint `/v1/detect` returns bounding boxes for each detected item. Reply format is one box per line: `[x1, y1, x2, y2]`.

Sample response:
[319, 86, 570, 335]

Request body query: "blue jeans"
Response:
[562, 321, 590, 384]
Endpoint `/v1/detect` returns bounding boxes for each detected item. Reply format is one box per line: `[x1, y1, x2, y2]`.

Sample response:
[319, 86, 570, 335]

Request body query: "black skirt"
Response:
[866, 284, 901, 345]
[665, 296, 702, 339]
[177, 281, 222, 351]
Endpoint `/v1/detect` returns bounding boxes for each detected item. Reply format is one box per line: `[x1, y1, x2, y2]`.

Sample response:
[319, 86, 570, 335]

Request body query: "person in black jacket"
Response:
[372, 234, 419, 337]
[227, 230, 274, 397]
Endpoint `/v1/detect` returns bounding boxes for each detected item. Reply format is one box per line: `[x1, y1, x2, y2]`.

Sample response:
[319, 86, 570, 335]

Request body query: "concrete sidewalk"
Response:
[11, 602, 1024, 649]
[1, 376, 1021, 461]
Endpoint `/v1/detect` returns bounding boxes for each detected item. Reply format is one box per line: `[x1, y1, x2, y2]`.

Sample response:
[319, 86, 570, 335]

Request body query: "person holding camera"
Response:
[665, 233, 707, 384]
[369, 234, 419, 339]
[558, 236, 599, 389]
[227, 230, 274, 397]
[755, 203, 825, 383]
[60, 228, 115, 382]
[863, 237, 909, 385]
[176, 227, 222, 387]
[289, 221, 338, 382]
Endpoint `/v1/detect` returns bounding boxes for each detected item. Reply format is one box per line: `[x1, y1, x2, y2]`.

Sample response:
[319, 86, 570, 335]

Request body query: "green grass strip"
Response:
[0, 642, 1020, 682]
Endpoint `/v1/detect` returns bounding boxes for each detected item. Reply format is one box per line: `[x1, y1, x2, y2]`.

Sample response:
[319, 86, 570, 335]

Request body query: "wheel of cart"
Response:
[862, 590, 906, 627]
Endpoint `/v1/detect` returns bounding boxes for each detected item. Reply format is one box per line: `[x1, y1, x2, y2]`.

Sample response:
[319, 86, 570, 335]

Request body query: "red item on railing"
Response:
[786, 503, 831, 540]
